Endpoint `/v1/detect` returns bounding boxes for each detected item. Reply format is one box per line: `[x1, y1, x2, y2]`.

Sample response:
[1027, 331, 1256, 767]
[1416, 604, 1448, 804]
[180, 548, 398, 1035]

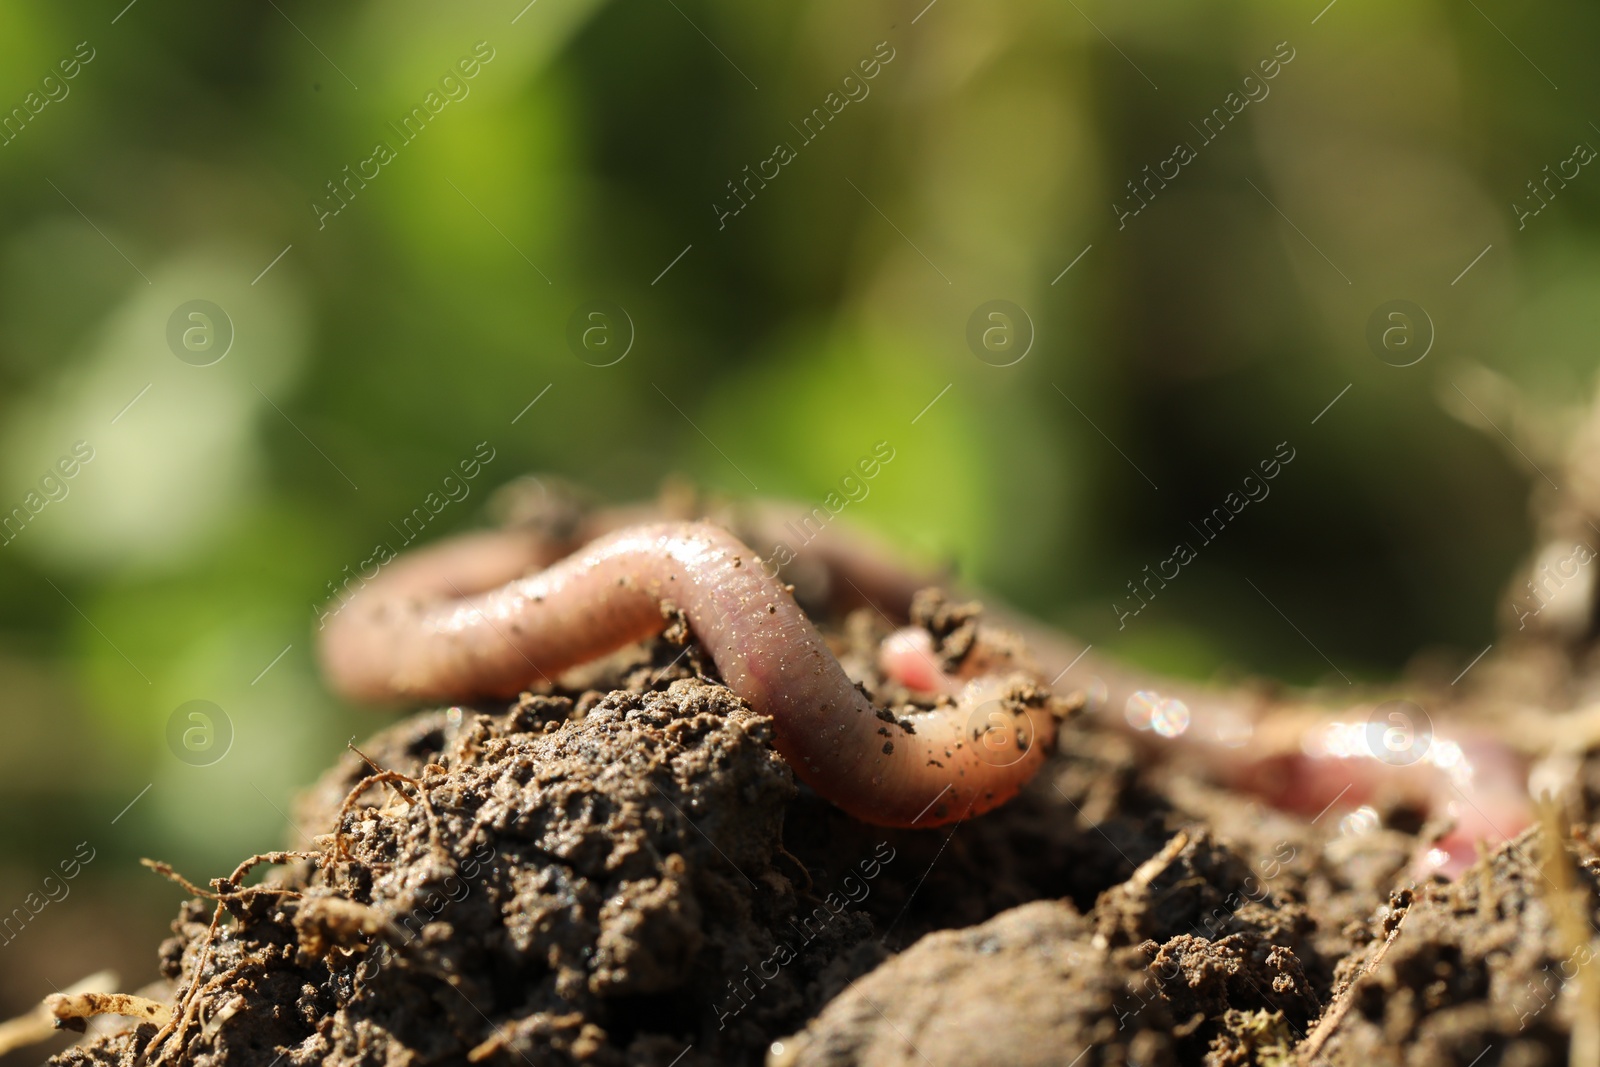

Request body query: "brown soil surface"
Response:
[41, 607, 1600, 1067]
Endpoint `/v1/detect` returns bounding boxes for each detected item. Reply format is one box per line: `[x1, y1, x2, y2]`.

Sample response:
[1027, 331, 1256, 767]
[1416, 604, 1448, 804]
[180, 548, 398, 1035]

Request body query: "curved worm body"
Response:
[878, 624, 1530, 879]
[489, 485, 1529, 877]
[319, 522, 1055, 828]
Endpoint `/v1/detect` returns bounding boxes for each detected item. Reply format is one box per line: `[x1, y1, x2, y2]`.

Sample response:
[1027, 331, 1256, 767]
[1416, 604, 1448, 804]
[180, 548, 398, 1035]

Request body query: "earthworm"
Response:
[552, 485, 1534, 875]
[318, 521, 1055, 828]
[581, 490, 1533, 876]
[330, 481, 1531, 868]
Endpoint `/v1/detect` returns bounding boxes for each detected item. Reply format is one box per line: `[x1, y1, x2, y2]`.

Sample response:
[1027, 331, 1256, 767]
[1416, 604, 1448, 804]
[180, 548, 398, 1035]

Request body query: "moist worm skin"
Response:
[319, 521, 1055, 828]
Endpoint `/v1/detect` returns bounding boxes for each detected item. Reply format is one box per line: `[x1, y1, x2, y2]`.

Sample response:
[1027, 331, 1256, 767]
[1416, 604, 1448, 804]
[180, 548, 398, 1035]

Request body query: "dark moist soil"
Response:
[45, 602, 1600, 1067]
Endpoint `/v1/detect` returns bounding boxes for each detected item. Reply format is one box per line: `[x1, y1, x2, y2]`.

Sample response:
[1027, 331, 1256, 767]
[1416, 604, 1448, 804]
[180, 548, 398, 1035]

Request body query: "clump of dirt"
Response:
[55, 678, 879, 1067]
[1100, 830, 1328, 1040]
[37, 600, 1600, 1067]
[770, 899, 1178, 1067]
[1306, 824, 1600, 1067]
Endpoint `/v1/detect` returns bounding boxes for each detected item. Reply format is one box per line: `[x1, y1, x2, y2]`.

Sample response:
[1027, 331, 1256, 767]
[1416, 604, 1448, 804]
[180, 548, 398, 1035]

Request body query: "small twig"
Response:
[348, 740, 414, 810]
[347, 741, 386, 775]
[43, 991, 171, 1029]
[773, 842, 814, 894]
[1534, 804, 1600, 1067]
[137, 850, 318, 1065]
[140, 896, 237, 1067]
[141, 853, 313, 903]
[141, 859, 220, 900]
[225, 849, 319, 889]
[1298, 892, 1412, 1064]
[0, 971, 118, 1056]
[1129, 830, 1189, 890]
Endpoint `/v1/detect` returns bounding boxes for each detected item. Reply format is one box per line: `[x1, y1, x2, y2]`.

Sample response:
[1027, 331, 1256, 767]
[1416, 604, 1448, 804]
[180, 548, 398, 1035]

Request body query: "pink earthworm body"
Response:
[319, 522, 1055, 828]
[710, 499, 1534, 879]
[879, 623, 1531, 880]
[557, 496, 1529, 878]
[1059, 665, 1532, 881]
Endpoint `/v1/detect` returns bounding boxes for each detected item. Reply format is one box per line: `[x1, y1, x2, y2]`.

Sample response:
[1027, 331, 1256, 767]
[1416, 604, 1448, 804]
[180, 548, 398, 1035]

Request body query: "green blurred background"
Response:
[0, 0, 1589, 1049]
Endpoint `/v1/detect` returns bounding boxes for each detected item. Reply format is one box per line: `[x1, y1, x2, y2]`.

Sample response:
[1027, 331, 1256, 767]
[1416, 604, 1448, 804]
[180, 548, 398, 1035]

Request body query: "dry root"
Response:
[43, 992, 172, 1032]
[0, 971, 136, 1057]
